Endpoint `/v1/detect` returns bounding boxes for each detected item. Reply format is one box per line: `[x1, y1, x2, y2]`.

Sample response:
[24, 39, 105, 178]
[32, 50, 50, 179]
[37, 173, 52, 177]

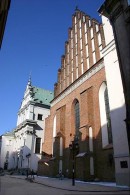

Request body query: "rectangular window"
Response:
[93, 52, 96, 64]
[84, 23, 87, 33]
[75, 24, 77, 33]
[86, 44, 89, 57]
[89, 20, 91, 27]
[71, 72, 73, 83]
[85, 33, 88, 44]
[37, 114, 43, 120]
[98, 33, 102, 45]
[90, 28, 93, 38]
[74, 16, 77, 24]
[75, 43, 78, 55]
[96, 24, 99, 32]
[76, 68, 78, 79]
[75, 34, 77, 43]
[80, 39, 82, 50]
[92, 39, 95, 52]
[76, 55, 78, 67]
[35, 138, 41, 153]
[81, 50, 83, 63]
[99, 45, 103, 58]
[87, 58, 90, 69]
[81, 63, 84, 74]
[71, 39, 73, 48]
[83, 15, 85, 23]
[79, 28, 82, 38]
[128, 0, 130, 5]
[79, 19, 81, 28]
[71, 49, 73, 59]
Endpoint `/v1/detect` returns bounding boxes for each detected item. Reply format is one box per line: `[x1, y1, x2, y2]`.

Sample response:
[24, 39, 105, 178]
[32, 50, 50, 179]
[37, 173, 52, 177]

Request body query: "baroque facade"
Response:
[0, 79, 53, 172]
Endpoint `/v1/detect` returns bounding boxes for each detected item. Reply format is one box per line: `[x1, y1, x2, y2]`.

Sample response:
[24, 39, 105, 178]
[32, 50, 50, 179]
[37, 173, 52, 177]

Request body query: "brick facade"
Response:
[38, 9, 115, 182]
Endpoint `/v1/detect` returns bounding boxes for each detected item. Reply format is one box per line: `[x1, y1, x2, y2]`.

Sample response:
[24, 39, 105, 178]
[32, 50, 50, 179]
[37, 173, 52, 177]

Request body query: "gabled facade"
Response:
[38, 8, 115, 182]
[0, 79, 54, 171]
[38, 7, 129, 187]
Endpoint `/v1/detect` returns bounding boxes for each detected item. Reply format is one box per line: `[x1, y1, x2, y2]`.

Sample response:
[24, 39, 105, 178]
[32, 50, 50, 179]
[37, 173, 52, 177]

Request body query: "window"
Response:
[96, 24, 99, 32]
[37, 114, 43, 120]
[90, 28, 93, 38]
[104, 88, 112, 144]
[93, 52, 96, 64]
[99, 82, 112, 148]
[128, 0, 130, 5]
[92, 39, 95, 52]
[75, 100, 80, 135]
[35, 138, 41, 153]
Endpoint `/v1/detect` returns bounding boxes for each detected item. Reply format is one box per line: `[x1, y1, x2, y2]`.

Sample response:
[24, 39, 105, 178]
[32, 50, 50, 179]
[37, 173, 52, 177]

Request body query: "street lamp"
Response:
[69, 136, 79, 186]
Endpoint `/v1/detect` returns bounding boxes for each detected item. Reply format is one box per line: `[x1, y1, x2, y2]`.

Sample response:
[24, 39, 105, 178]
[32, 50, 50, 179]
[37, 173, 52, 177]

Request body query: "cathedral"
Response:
[38, 7, 129, 186]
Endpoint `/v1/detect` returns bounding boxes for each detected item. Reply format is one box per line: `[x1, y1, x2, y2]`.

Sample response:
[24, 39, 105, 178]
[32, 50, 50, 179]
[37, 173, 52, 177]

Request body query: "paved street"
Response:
[0, 175, 130, 195]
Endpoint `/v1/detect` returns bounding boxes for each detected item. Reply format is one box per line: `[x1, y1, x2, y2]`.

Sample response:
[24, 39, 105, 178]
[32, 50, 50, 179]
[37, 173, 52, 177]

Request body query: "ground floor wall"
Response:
[38, 65, 117, 182]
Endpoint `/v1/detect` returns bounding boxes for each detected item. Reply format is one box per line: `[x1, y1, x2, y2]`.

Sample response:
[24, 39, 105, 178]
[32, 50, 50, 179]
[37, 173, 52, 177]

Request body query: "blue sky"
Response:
[0, 0, 104, 135]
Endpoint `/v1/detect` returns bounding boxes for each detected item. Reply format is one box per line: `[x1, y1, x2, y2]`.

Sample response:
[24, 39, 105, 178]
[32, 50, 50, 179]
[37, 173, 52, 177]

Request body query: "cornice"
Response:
[102, 39, 116, 57]
[14, 119, 37, 132]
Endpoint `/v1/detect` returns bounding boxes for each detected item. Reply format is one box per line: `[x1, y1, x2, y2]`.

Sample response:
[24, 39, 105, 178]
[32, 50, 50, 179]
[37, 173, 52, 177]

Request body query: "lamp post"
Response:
[69, 136, 79, 186]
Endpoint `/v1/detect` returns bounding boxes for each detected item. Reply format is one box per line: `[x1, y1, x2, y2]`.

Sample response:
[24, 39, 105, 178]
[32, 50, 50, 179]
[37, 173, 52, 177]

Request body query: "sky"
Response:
[0, 0, 104, 135]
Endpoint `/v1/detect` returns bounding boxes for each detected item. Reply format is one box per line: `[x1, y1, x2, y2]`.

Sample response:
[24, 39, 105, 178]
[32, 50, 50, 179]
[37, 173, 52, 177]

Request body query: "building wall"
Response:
[0, 135, 15, 169]
[41, 60, 115, 181]
[101, 15, 130, 187]
[13, 104, 50, 172]
[39, 8, 129, 183]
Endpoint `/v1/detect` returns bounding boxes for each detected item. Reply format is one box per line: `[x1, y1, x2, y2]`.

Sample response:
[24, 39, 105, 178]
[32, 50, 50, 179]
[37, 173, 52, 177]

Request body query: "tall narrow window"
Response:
[104, 88, 112, 144]
[35, 138, 41, 153]
[75, 100, 80, 135]
[99, 82, 112, 148]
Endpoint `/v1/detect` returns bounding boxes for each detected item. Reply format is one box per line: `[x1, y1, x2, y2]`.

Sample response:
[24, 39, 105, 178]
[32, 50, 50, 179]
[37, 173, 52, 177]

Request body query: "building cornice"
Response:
[18, 100, 50, 115]
[51, 60, 104, 107]
[14, 119, 37, 132]
[102, 39, 116, 57]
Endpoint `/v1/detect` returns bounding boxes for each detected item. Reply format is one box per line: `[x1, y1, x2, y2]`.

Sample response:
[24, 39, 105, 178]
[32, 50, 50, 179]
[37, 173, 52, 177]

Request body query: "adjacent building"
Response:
[0, 79, 54, 171]
[98, 0, 130, 187]
[0, 0, 11, 48]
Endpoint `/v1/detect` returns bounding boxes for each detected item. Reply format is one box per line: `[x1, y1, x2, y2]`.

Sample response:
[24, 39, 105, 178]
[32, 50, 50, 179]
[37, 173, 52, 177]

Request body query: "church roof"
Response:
[32, 86, 54, 106]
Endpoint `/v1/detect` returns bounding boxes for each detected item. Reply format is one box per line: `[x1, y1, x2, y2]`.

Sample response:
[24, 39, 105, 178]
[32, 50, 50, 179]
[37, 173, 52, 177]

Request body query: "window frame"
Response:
[37, 114, 43, 121]
[35, 137, 41, 154]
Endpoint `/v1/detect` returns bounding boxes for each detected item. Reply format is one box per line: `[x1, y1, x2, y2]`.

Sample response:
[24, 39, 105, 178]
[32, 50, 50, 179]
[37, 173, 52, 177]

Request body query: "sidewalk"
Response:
[9, 174, 130, 193]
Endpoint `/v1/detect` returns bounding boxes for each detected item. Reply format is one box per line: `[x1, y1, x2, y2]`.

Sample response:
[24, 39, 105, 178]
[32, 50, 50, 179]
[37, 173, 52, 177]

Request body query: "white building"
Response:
[0, 79, 54, 172]
[100, 15, 130, 187]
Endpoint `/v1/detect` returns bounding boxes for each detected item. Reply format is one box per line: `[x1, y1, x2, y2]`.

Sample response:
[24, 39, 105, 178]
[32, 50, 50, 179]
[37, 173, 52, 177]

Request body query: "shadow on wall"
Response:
[38, 104, 128, 182]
